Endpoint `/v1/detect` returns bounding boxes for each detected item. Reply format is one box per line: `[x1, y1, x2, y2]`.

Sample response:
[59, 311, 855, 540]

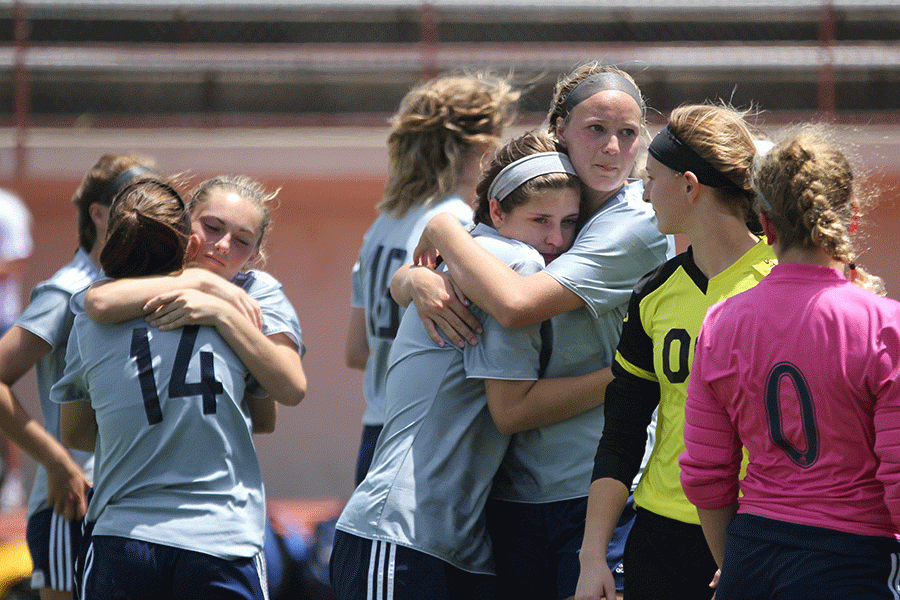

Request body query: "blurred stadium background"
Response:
[1, 0, 898, 505]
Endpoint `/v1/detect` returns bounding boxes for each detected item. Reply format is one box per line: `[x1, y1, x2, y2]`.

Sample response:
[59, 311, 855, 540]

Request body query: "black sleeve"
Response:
[592, 360, 661, 488]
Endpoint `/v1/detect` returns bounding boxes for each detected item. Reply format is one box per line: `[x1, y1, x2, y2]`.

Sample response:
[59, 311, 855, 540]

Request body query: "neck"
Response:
[775, 245, 842, 270]
[585, 184, 624, 215]
[87, 243, 103, 269]
[453, 179, 479, 205]
[687, 210, 759, 280]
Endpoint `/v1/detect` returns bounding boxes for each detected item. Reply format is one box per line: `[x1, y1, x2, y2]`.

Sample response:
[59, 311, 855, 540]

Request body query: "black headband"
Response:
[562, 72, 645, 119]
[98, 165, 155, 205]
[647, 126, 742, 192]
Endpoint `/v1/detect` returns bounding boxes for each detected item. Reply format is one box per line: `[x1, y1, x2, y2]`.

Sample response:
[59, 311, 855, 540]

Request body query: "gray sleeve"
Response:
[16, 286, 74, 350]
[350, 258, 363, 309]
[543, 208, 668, 318]
[49, 322, 88, 404]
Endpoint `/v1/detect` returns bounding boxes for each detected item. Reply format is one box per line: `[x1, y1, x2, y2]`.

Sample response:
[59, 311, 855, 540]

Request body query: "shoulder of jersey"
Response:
[235, 269, 283, 293]
[40, 255, 98, 295]
[632, 251, 691, 300]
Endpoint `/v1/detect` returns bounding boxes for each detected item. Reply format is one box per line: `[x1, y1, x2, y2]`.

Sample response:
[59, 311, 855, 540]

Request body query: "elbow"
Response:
[252, 419, 276, 435]
[275, 378, 305, 407]
[345, 349, 367, 371]
[489, 406, 525, 436]
[83, 294, 114, 324]
[492, 294, 535, 329]
[495, 420, 519, 437]
[61, 427, 95, 453]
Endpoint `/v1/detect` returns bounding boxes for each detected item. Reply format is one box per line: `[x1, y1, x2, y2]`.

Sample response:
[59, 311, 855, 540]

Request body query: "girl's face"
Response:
[555, 90, 642, 205]
[644, 156, 687, 235]
[490, 187, 581, 264]
[190, 189, 263, 281]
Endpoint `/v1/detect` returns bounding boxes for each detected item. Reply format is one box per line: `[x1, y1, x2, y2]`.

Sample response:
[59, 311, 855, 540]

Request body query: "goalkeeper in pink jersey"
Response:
[680, 127, 900, 599]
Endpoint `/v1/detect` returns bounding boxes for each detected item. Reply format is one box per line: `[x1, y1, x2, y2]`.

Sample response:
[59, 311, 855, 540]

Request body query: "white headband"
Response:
[487, 152, 578, 202]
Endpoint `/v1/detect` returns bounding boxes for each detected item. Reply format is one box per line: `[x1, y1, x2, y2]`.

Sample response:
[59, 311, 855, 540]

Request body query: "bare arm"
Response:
[0, 326, 90, 520]
[390, 263, 482, 347]
[484, 366, 613, 435]
[574, 477, 631, 600]
[411, 212, 585, 329]
[85, 267, 262, 329]
[345, 306, 368, 370]
[145, 290, 306, 406]
[59, 400, 97, 453]
[697, 501, 738, 569]
[247, 395, 277, 434]
[0, 257, 27, 278]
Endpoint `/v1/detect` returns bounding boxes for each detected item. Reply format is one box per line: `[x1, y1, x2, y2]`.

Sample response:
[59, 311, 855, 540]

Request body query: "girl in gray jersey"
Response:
[393, 64, 672, 599]
[53, 178, 292, 600]
[332, 130, 616, 600]
[0, 153, 158, 600]
[82, 175, 307, 425]
[346, 72, 519, 485]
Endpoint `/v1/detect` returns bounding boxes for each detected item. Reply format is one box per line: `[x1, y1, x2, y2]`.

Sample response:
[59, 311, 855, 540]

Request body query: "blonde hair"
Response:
[668, 103, 762, 233]
[378, 72, 520, 217]
[753, 127, 884, 295]
[188, 175, 278, 267]
[547, 62, 645, 139]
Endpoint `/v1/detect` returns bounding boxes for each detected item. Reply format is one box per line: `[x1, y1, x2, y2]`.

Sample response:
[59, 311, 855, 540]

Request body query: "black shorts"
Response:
[330, 529, 495, 600]
[715, 513, 900, 600]
[26, 507, 84, 592]
[486, 497, 588, 600]
[81, 535, 267, 600]
[354, 424, 383, 486]
[623, 507, 717, 600]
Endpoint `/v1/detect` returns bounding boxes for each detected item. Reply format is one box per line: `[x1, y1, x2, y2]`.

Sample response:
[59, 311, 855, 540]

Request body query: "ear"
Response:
[88, 202, 108, 226]
[682, 171, 701, 204]
[488, 198, 505, 229]
[759, 212, 778, 247]
[186, 234, 201, 262]
[555, 117, 568, 148]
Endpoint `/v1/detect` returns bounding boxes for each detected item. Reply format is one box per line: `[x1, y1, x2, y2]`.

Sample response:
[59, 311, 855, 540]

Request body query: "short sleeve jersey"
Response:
[0, 189, 33, 326]
[336, 223, 544, 574]
[351, 194, 473, 426]
[51, 314, 264, 560]
[491, 181, 671, 503]
[233, 269, 305, 357]
[681, 263, 900, 539]
[16, 248, 100, 517]
[596, 240, 776, 524]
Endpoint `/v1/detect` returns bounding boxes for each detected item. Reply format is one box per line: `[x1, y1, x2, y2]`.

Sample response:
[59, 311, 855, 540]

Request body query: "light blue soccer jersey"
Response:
[337, 223, 544, 574]
[351, 194, 473, 426]
[51, 313, 265, 560]
[233, 269, 305, 357]
[491, 181, 672, 503]
[16, 248, 100, 517]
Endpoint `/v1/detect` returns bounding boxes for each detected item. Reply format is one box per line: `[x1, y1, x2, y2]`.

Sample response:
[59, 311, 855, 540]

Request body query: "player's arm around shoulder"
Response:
[147, 290, 306, 408]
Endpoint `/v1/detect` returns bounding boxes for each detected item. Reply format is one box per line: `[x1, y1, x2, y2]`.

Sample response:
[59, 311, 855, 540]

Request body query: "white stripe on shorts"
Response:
[80, 538, 94, 600]
[254, 551, 270, 600]
[889, 553, 900, 600]
[367, 540, 397, 600]
[49, 511, 73, 591]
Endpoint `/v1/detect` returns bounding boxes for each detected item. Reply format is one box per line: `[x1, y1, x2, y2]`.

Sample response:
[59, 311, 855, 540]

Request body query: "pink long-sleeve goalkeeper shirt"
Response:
[681, 262, 900, 539]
